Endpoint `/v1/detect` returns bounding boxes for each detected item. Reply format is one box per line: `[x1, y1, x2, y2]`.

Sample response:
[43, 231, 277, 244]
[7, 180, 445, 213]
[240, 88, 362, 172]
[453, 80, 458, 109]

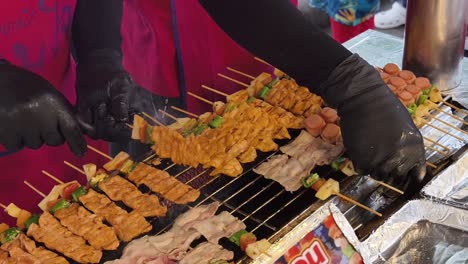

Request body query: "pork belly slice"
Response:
[191, 211, 246, 244]
[179, 242, 234, 264]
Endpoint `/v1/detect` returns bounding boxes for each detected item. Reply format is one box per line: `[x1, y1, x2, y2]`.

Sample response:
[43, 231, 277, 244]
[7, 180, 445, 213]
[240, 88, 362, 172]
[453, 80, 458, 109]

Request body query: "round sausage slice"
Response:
[304, 114, 326, 137]
[384, 63, 400, 75]
[398, 70, 416, 84]
[415, 77, 431, 90]
[321, 123, 341, 144]
[320, 107, 339, 123]
[405, 84, 421, 98]
[398, 91, 415, 106]
[389, 77, 407, 89]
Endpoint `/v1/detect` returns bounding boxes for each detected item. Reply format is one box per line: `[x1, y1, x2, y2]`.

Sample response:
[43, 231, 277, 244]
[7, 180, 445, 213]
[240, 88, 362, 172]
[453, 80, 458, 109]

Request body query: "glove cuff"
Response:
[316, 54, 384, 109]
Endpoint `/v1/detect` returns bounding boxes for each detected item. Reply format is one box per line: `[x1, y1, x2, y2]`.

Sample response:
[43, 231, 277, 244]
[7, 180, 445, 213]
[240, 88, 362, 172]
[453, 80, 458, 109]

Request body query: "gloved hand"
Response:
[0, 60, 87, 156]
[75, 50, 133, 142]
[317, 54, 426, 190]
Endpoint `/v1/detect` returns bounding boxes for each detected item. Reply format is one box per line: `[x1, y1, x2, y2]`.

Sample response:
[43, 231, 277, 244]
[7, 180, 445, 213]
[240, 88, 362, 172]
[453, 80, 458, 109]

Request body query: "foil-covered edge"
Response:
[361, 199, 468, 263]
[252, 202, 369, 264]
[422, 150, 468, 208]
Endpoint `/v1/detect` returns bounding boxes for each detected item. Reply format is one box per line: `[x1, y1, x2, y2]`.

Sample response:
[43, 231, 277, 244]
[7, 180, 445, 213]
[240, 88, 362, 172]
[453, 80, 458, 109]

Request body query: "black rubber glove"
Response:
[0, 61, 87, 156]
[316, 54, 427, 189]
[75, 50, 133, 142]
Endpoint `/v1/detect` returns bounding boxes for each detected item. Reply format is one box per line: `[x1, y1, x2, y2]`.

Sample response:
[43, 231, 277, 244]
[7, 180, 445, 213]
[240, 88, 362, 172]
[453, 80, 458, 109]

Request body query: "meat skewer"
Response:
[0, 222, 69, 264]
[10, 185, 103, 263]
[63, 160, 168, 217]
[85, 146, 201, 204]
[34, 172, 152, 242]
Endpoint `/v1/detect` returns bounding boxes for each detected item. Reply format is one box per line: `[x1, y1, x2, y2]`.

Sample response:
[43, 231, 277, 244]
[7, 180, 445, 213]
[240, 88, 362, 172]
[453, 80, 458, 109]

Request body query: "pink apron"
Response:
[0, 0, 109, 225]
[122, 0, 297, 114]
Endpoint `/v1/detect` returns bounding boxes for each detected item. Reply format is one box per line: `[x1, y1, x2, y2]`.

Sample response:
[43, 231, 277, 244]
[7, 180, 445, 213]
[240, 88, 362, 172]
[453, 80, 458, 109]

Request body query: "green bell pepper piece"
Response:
[229, 229, 248, 246]
[146, 126, 154, 144]
[224, 103, 237, 113]
[25, 215, 40, 229]
[0, 228, 20, 244]
[50, 199, 71, 214]
[331, 157, 347, 171]
[301, 173, 320, 188]
[71, 186, 88, 202]
[417, 94, 428, 106]
[209, 116, 224, 128]
[247, 96, 256, 104]
[193, 123, 208, 135]
[258, 86, 271, 99]
[266, 77, 280, 88]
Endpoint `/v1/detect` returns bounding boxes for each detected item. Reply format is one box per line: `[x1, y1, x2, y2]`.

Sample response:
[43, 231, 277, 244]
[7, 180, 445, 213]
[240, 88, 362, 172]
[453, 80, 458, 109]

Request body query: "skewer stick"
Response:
[201, 85, 228, 97]
[226, 67, 255, 80]
[373, 180, 404, 194]
[0, 203, 6, 210]
[158, 109, 178, 121]
[333, 192, 382, 217]
[434, 107, 468, 126]
[428, 115, 468, 135]
[254, 57, 272, 66]
[426, 162, 437, 169]
[126, 124, 133, 129]
[424, 144, 447, 156]
[441, 101, 468, 114]
[423, 137, 450, 151]
[64, 161, 85, 175]
[170, 106, 199, 118]
[421, 121, 465, 141]
[41, 170, 64, 184]
[142, 112, 164, 126]
[188, 91, 215, 105]
[217, 73, 249, 88]
[24, 181, 46, 198]
[87, 145, 112, 160]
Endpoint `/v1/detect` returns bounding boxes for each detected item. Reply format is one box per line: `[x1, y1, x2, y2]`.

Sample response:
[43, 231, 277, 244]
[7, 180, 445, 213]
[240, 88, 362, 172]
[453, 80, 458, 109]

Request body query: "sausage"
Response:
[380, 72, 391, 83]
[389, 77, 407, 89]
[304, 114, 326, 137]
[321, 123, 341, 144]
[398, 70, 416, 84]
[415, 77, 431, 90]
[405, 84, 422, 99]
[398, 91, 415, 106]
[320, 107, 339, 123]
[383, 63, 400, 75]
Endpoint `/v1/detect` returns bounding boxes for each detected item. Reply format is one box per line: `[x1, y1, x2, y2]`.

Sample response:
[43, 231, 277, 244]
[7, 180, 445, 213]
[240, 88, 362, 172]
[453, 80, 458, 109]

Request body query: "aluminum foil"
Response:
[422, 150, 468, 209]
[251, 203, 369, 264]
[361, 200, 468, 263]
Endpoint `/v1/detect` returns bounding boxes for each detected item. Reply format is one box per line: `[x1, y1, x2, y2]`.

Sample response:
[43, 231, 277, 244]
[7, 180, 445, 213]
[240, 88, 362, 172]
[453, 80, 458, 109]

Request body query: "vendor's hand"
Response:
[318, 54, 426, 190]
[0, 60, 87, 156]
[75, 50, 133, 142]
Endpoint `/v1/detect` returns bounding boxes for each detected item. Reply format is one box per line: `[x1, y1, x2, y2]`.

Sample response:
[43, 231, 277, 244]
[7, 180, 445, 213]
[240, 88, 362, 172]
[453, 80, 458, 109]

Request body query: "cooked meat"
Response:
[27, 212, 102, 263]
[1, 234, 68, 264]
[179, 242, 233, 264]
[54, 203, 119, 250]
[191, 211, 246, 244]
[174, 202, 219, 230]
[79, 189, 151, 242]
[128, 163, 200, 204]
[99, 175, 167, 217]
